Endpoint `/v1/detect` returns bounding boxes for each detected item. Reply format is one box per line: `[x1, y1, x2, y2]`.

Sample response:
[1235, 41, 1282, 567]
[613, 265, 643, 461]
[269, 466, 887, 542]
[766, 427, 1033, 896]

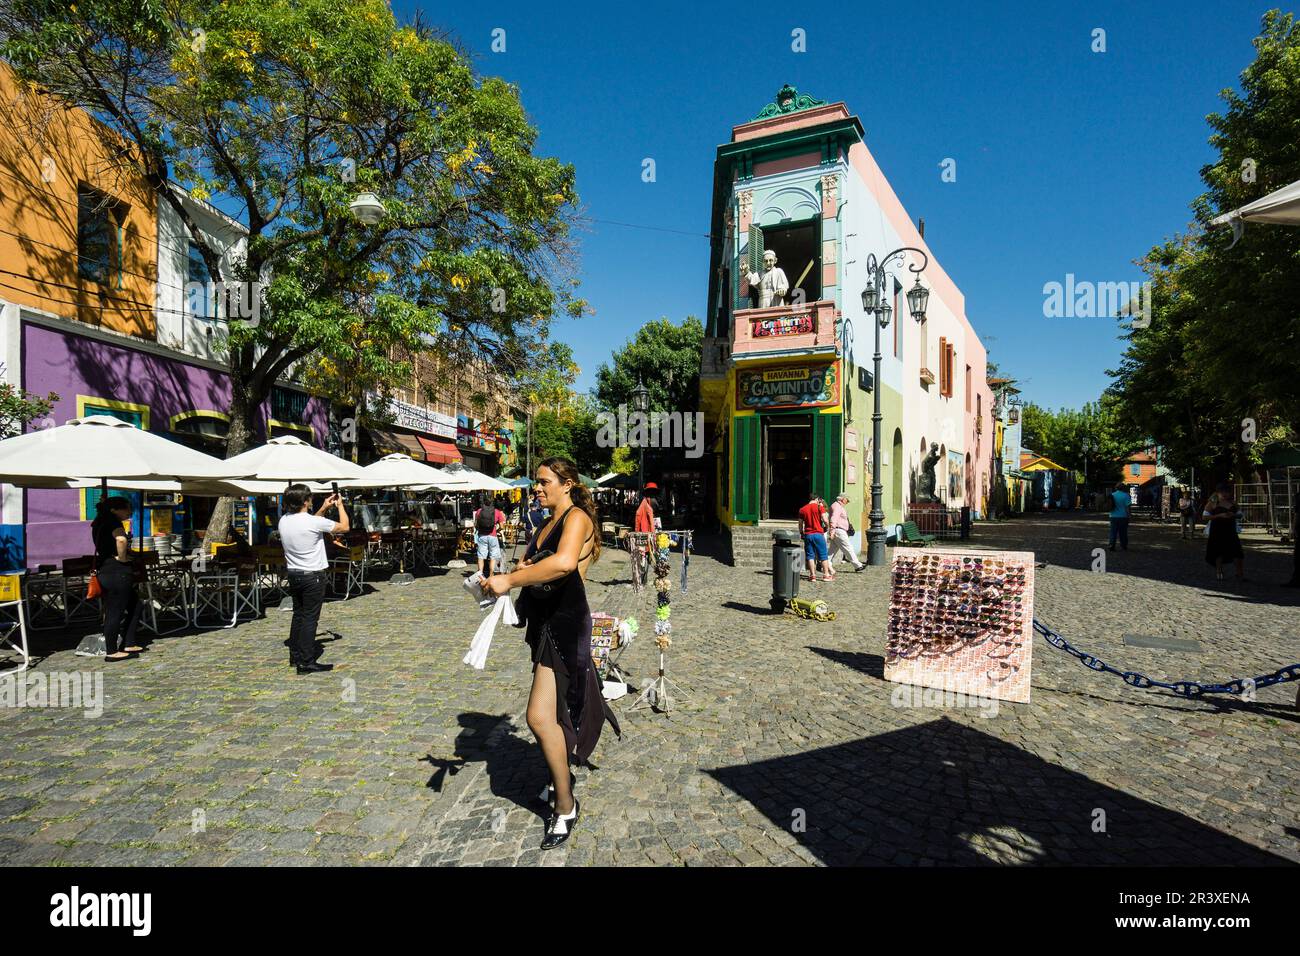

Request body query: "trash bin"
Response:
[771, 529, 803, 612]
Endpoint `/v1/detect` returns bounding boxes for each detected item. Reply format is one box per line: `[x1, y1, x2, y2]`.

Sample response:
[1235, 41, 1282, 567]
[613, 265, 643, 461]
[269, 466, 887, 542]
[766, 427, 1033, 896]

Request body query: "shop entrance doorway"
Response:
[763, 415, 812, 520]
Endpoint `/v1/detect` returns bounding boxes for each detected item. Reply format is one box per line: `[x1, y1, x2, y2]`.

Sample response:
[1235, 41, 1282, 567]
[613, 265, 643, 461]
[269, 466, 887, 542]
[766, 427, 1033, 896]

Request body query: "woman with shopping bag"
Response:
[483, 457, 618, 850]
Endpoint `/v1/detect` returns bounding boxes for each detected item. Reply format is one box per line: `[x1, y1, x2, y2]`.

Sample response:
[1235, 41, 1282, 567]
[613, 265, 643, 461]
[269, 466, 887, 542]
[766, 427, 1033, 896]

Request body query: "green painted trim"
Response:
[753, 85, 827, 120]
[717, 119, 863, 162]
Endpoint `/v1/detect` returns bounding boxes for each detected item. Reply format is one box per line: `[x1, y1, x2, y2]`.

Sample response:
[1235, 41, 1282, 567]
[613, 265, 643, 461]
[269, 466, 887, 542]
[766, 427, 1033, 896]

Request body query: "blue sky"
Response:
[402, 0, 1271, 410]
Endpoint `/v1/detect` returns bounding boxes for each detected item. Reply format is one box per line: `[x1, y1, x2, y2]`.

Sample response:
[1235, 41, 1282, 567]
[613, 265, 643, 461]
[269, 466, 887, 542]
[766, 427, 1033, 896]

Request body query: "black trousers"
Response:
[286, 569, 326, 664]
[99, 559, 140, 654]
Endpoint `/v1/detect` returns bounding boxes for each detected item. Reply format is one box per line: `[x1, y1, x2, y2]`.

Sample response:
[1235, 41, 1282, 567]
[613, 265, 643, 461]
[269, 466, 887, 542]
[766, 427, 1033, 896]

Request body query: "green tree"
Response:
[1107, 10, 1300, 483]
[1, 0, 583, 536]
[594, 316, 703, 414]
[0, 384, 58, 439]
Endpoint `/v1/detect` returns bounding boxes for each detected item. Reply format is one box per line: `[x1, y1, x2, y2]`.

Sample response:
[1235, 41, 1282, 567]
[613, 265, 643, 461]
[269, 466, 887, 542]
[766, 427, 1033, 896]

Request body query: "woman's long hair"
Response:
[540, 456, 600, 562]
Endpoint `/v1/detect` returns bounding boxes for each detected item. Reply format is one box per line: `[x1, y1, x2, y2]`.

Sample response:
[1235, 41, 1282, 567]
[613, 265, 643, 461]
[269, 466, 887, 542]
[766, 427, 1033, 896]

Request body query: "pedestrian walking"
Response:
[1177, 489, 1197, 539]
[798, 491, 833, 582]
[90, 496, 144, 662]
[1203, 482, 1245, 581]
[1107, 481, 1131, 551]
[279, 484, 349, 674]
[827, 491, 864, 573]
[483, 457, 619, 850]
[473, 492, 505, 577]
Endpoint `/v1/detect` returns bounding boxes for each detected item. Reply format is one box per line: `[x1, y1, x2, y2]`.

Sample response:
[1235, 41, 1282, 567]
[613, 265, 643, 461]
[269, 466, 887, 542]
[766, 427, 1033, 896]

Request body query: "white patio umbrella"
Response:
[1211, 178, 1300, 246]
[337, 453, 469, 490]
[0, 416, 237, 488]
[430, 466, 511, 493]
[218, 434, 365, 484]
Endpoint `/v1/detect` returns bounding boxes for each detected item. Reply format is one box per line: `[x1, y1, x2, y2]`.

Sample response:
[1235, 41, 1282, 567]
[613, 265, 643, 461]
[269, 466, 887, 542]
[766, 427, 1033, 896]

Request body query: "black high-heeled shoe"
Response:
[536, 772, 576, 805]
[541, 799, 579, 850]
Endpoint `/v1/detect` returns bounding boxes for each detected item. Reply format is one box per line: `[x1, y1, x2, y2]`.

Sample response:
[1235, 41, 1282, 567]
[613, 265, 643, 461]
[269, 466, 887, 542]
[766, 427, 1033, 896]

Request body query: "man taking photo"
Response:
[279, 484, 349, 674]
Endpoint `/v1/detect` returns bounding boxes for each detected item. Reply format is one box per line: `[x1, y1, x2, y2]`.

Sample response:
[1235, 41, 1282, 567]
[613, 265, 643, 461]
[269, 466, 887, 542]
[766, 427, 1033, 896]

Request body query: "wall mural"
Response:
[883, 548, 1035, 704]
[947, 450, 964, 501]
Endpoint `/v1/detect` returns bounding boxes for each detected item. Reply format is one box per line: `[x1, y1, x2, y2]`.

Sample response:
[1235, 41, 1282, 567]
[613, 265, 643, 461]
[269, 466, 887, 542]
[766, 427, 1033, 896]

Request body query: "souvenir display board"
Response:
[883, 548, 1035, 704]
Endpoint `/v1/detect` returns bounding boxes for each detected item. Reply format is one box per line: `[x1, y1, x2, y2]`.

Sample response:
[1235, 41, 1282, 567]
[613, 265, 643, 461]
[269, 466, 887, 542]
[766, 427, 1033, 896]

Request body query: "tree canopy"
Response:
[594, 316, 703, 414]
[0, 0, 584, 448]
[1105, 10, 1300, 482]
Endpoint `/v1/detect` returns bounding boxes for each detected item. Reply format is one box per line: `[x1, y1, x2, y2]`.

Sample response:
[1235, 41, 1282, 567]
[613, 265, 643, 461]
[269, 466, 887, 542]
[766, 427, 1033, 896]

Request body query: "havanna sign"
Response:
[736, 362, 839, 411]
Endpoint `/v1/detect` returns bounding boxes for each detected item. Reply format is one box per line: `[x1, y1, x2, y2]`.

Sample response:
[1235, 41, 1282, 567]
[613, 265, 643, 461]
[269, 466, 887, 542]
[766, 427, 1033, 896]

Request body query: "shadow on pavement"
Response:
[430, 711, 550, 821]
[808, 647, 885, 679]
[975, 513, 1300, 605]
[708, 717, 1295, 865]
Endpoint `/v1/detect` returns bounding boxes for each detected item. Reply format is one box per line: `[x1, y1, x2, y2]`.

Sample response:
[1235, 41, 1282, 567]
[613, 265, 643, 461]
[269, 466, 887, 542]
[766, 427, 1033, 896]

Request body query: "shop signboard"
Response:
[753, 313, 813, 337]
[369, 392, 457, 439]
[736, 362, 839, 411]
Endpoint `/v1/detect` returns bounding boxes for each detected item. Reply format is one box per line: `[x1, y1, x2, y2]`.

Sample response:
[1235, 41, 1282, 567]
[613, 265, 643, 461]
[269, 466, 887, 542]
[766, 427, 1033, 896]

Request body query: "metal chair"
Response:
[61, 556, 100, 624]
[0, 573, 30, 675]
[23, 570, 66, 630]
[191, 564, 259, 628]
[141, 564, 191, 636]
[254, 551, 287, 605]
[329, 545, 366, 600]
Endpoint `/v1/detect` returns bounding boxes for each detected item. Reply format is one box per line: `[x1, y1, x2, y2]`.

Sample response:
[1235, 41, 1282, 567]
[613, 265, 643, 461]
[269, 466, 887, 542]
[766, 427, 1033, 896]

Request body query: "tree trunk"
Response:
[202, 363, 261, 549]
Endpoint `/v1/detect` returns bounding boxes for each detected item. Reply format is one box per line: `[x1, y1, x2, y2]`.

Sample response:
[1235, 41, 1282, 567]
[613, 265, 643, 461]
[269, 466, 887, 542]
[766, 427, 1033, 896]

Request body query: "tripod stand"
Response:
[630, 647, 689, 714]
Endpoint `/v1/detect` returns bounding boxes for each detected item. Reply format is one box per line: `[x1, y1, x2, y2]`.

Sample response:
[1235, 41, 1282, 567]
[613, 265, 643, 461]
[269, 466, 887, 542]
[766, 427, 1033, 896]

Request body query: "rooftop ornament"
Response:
[753, 84, 827, 121]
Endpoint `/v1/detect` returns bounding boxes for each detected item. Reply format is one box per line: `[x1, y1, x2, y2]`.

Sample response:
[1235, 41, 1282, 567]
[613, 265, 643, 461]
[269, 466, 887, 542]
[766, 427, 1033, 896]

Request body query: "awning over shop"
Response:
[369, 428, 426, 461]
[417, 435, 462, 464]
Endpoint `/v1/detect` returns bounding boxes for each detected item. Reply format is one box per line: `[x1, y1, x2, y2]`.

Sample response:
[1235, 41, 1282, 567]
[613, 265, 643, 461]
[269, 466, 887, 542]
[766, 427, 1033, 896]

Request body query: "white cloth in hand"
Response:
[463, 594, 518, 670]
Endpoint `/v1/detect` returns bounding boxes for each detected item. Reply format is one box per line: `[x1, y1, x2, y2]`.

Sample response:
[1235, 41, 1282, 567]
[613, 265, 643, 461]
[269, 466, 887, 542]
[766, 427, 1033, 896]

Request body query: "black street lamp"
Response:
[632, 377, 650, 491]
[862, 250, 929, 566]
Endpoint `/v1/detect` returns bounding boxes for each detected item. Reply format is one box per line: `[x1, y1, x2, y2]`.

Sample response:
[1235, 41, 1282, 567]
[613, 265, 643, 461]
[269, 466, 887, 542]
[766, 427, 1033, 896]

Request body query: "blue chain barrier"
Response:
[1034, 619, 1300, 699]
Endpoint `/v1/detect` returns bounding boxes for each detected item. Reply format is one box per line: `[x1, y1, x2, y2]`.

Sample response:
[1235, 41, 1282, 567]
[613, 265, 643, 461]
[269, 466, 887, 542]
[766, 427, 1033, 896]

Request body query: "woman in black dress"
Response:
[91, 496, 144, 661]
[484, 457, 616, 849]
[1203, 482, 1245, 581]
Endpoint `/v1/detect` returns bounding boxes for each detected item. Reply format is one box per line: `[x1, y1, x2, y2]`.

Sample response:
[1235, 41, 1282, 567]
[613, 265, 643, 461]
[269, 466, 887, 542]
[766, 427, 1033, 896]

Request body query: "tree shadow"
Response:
[708, 717, 1295, 865]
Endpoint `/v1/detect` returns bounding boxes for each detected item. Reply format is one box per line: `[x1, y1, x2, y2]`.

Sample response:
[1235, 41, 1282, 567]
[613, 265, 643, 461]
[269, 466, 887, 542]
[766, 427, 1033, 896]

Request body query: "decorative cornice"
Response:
[754, 84, 827, 120]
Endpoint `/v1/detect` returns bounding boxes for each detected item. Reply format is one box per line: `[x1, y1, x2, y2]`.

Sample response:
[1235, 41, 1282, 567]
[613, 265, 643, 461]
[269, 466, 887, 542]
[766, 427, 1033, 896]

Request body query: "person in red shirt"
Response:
[798, 492, 833, 582]
[633, 483, 659, 584]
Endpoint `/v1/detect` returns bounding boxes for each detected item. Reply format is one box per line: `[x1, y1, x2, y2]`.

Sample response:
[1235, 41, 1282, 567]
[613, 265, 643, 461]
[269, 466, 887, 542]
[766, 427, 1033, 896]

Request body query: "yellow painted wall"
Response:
[0, 62, 157, 336]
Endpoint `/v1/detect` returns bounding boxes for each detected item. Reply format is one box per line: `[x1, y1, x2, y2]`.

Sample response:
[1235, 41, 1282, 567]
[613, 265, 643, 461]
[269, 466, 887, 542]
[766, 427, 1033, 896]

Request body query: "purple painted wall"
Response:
[20, 321, 330, 568]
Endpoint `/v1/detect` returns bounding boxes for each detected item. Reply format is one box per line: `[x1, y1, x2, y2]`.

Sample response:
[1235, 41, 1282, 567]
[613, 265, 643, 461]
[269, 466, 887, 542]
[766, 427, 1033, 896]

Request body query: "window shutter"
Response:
[748, 224, 764, 275]
[732, 416, 761, 523]
[938, 337, 948, 394]
[813, 413, 843, 503]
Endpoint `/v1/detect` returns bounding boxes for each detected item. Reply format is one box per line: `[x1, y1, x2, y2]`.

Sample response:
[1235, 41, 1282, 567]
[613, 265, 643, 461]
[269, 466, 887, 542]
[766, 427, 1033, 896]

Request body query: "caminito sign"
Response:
[736, 362, 839, 411]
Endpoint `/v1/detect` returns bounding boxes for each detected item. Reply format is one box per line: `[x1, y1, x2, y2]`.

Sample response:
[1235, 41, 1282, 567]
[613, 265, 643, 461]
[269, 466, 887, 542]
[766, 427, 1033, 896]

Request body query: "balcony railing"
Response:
[731, 299, 838, 356]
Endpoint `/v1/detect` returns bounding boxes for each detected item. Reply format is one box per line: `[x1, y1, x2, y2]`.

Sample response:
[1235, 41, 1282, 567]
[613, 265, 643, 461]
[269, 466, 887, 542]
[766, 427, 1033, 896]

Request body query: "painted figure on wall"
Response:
[917, 443, 941, 502]
[743, 249, 789, 308]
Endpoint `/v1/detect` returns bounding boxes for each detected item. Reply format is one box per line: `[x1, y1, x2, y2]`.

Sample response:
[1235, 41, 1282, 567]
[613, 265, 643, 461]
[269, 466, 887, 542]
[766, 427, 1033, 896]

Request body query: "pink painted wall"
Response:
[753, 151, 820, 178]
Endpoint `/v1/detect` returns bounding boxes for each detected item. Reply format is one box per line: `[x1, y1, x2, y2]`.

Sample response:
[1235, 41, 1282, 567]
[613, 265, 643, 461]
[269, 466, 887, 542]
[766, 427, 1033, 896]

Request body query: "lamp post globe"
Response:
[907, 276, 929, 322]
[348, 192, 386, 225]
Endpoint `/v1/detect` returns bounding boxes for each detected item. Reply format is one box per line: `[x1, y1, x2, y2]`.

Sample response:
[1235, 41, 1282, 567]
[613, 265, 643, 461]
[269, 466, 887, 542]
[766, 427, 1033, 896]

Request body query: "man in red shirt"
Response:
[798, 492, 833, 582]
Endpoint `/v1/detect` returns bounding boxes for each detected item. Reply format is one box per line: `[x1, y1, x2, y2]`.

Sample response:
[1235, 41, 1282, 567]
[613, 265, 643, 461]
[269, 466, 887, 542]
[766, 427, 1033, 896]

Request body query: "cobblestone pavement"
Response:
[1, 512, 1297, 867]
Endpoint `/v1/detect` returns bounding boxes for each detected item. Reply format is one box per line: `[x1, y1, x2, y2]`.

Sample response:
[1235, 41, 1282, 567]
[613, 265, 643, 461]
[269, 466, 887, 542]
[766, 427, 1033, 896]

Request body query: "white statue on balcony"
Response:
[743, 249, 789, 309]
